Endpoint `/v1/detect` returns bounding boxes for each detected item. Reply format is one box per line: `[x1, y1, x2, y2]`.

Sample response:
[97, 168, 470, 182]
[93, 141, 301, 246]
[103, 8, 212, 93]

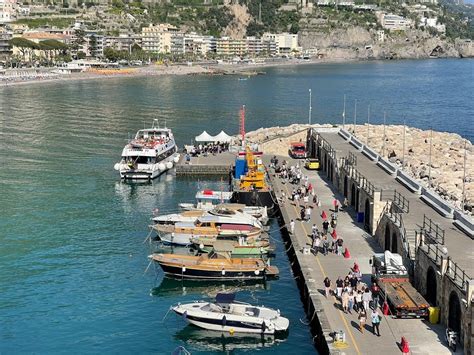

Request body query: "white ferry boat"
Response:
[114, 120, 180, 180]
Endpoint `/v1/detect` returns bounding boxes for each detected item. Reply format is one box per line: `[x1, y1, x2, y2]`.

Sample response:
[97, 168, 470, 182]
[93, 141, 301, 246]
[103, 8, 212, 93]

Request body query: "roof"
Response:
[212, 130, 232, 143]
[195, 131, 214, 142]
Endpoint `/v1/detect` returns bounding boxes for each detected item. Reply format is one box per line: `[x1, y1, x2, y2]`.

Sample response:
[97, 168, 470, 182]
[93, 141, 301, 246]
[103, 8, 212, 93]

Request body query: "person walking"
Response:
[371, 309, 381, 336]
[358, 309, 367, 333]
[322, 220, 329, 235]
[322, 235, 329, 256]
[363, 288, 372, 311]
[312, 235, 320, 255]
[324, 277, 331, 298]
[335, 277, 344, 299]
[355, 290, 363, 312]
[305, 206, 311, 222]
[371, 283, 381, 310]
[348, 291, 355, 314]
[341, 290, 349, 313]
[289, 219, 295, 234]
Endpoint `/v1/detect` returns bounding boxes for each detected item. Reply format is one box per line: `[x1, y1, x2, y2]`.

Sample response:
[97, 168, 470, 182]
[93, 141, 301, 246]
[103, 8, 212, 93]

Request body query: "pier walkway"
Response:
[269, 158, 453, 355]
[319, 132, 473, 275]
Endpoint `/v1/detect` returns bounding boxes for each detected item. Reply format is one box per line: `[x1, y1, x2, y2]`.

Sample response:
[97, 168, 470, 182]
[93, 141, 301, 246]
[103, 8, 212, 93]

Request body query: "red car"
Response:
[289, 142, 307, 159]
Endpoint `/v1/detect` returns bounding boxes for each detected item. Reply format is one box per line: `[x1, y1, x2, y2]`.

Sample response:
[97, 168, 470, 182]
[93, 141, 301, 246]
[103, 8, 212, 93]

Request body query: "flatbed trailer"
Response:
[376, 275, 430, 318]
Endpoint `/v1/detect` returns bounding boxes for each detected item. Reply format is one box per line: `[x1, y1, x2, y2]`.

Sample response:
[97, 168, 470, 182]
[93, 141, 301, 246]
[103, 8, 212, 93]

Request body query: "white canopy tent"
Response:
[195, 131, 214, 142]
[212, 130, 232, 143]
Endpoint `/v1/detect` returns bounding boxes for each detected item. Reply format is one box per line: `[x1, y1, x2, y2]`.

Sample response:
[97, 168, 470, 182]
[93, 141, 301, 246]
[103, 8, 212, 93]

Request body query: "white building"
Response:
[0, 0, 16, 24]
[379, 13, 412, 31]
[262, 32, 299, 55]
[421, 17, 446, 33]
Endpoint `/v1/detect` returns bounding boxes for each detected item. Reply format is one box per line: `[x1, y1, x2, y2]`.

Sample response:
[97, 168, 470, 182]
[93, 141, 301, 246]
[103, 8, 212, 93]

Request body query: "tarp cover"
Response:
[216, 293, 236, 304]
[195, 131, 214, 142]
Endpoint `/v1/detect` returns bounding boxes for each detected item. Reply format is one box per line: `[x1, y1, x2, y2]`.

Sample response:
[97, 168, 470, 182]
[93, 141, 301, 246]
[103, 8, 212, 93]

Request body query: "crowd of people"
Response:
[184, 141, 231, 161]
[273, 157, 383, 338]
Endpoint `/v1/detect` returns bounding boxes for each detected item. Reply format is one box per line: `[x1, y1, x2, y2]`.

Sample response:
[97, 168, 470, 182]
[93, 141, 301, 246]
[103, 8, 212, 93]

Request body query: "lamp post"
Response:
[402, 118, 406, 170]
[366, 104, 370, 145]
[382, 111, 386, 157]
[342, 94, 346, 129]
[353, 99, 357, 134]
[428, 129, 433, 188]
[462, 139, 467, 211]
[308, 89, 312, 125]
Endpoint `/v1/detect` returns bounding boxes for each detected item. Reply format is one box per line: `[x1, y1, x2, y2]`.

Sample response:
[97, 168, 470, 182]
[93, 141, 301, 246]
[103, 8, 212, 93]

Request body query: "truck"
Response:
[370, 251, 429, 318]
[289, 142, 307, 159]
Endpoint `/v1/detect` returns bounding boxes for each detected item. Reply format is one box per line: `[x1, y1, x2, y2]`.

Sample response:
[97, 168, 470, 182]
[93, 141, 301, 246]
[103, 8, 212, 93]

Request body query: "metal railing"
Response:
[446, 257, 472, 292]
[348, 152, 357, 166]
[422, 214, 445, 245]
[393, 190, 410, 213]
[419, 240, 445, 267]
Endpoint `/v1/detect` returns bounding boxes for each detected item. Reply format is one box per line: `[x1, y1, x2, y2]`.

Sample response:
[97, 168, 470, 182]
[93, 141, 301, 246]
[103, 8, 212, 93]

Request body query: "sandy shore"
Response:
[0, 57, 359, 88]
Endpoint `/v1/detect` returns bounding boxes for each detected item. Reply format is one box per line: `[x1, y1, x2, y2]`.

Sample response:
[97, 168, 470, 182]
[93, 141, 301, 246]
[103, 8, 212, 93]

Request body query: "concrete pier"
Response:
[175, 152, 235, 175]
[268, 159, 453, 355]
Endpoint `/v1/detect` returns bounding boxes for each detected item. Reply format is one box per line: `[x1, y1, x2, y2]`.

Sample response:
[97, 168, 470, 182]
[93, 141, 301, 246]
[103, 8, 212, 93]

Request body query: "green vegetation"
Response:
[14, 17, 75, 29]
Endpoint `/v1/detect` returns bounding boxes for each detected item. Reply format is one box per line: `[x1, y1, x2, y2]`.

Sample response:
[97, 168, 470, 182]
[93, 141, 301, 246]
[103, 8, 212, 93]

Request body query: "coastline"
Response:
[3, 56, 471, 88]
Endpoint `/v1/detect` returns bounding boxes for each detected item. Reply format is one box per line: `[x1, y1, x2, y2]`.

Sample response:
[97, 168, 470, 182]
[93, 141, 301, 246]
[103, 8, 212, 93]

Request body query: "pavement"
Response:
[269, 156, 457, 355]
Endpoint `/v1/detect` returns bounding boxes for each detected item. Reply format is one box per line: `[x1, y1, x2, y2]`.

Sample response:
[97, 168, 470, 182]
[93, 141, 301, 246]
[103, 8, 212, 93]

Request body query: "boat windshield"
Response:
[245, 307, 260, 317]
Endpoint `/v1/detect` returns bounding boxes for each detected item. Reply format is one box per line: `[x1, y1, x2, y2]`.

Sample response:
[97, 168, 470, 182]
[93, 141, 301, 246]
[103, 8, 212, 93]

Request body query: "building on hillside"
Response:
[246, 36, 276, 57]
[0, 30, 12, 58]
[104, 34, 141, 53]
[420, 16, 446, 33]
[378, 13, 412, 31]
[262, 32, 299, 55]
[183, 33, 216, 57]
[315, 0, 354, 6]
[141, 23, 179, 54]
[12, 31, 70, 61]
[215, 37, 247, 57]
[0, 0, 16, 24]
[376, 30, 385, 42]
[85, 32, 104, 58]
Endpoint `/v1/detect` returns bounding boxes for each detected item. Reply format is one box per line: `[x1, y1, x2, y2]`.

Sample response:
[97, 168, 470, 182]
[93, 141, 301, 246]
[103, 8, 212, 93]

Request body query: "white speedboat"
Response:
[172, 293, 289, 335]
[153, 207, 263, 229]
[114, 120, 180, 180]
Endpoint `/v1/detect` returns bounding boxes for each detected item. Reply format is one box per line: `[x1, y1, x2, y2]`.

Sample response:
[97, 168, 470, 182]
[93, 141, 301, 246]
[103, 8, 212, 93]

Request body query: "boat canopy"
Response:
[213, 241, 235, 253]
[216, 293, 236, 304]
[195, 131, 214, 142]
[212, 130, 232, 143]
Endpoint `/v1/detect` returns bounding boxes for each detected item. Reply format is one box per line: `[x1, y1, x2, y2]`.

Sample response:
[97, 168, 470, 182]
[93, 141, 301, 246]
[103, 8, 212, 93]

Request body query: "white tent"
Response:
[212, 130, 232, 143]
[195, 131, 214, 142]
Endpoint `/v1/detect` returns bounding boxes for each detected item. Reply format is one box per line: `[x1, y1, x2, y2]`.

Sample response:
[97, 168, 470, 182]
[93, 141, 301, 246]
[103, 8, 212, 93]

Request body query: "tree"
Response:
[71, 28, 86, 58]
[9, 37, 39, 62]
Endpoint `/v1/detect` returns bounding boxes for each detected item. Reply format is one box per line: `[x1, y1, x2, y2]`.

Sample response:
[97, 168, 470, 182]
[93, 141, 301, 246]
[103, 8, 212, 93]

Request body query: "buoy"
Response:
[401, 337, 410, 353]
[182, 266, 186, 273]
[173, 155, 180, 163]
[166, 161, 173, 169]
[158, 163, 166, 171]
[113, 163, 120, 171]
[199, 243, 204, 250]
[321, 211, 327, 220]
[343, 248, 350, 259]
[229, 328, 235, 335]
[383, 301, 389, 315]
[222, 269, 226, 275]
[254, 269, 260, 276]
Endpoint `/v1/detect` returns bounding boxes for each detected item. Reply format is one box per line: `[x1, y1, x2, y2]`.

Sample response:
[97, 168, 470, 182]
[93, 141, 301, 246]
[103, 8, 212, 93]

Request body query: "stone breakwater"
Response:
[244, 124, 473, 213]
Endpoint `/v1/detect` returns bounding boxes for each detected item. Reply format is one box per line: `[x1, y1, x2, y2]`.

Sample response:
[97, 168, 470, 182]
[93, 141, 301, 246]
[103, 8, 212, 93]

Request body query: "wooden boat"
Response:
[191, 235, 273, 256]
[149, 242, 279, 280]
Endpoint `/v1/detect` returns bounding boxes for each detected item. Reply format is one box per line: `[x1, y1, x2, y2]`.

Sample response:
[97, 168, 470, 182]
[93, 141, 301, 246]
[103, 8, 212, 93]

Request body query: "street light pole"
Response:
[366, 104, 370, 145]
[402, 118, 406, 170]
[308, 89, 312, 125]
[382, 111, 386, 157]
[462, 139, 467, 211]
[353, 99, 357, 134]
[342, 94, 346, 129]
[428, 129, 433, 188]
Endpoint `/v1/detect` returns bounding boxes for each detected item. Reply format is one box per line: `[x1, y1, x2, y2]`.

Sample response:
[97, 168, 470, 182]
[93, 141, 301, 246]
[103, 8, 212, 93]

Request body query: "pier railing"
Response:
[383, 202, 414, 261]
[446, 257, 472, 293]
[380, 190, 409, 213]
[419, 239, 445, 267]
[422, 214, 445, 244]
[348, 152, 357, 166]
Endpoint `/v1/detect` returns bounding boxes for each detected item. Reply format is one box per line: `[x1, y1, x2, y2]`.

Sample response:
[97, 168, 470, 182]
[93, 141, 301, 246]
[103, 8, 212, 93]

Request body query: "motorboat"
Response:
[152, 214, 263, 246]
[149, 242, 279, 280]
[179, 190, 269, 224]
[191, 235, 273, 256]
[114, 120, 179, 180]
[172, 293, 289, 334]
[153, 207, 263, 230]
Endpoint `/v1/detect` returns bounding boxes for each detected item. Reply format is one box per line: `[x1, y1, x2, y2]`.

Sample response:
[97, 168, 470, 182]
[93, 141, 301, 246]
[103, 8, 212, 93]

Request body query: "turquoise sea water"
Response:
[0, 59, 472, 353]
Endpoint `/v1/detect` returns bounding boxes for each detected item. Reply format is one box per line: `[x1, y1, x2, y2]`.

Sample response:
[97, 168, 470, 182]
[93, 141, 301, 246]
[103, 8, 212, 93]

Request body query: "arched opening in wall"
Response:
[364, 199, 371, 233]
[355, 188, 360, 212]
[384, 224, 390, 251]
[391, 232, 398, 253]
[351, 184, 356, 207]
[448, 291, 461, 333]
[426, 267, 437, 306]
[324, 155, 328, 173]
[329, 163, 333, 182]
[344, 176, 348, 197]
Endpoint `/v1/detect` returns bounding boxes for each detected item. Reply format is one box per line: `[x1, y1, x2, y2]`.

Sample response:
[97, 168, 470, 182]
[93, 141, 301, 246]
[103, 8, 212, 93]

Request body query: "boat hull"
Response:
[184, 315, 273, 334]
[199, 245, 271, 256]
[119, 153, 179, 180]
[158, 263, 273, 280]
[231, 191, 276, 215]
